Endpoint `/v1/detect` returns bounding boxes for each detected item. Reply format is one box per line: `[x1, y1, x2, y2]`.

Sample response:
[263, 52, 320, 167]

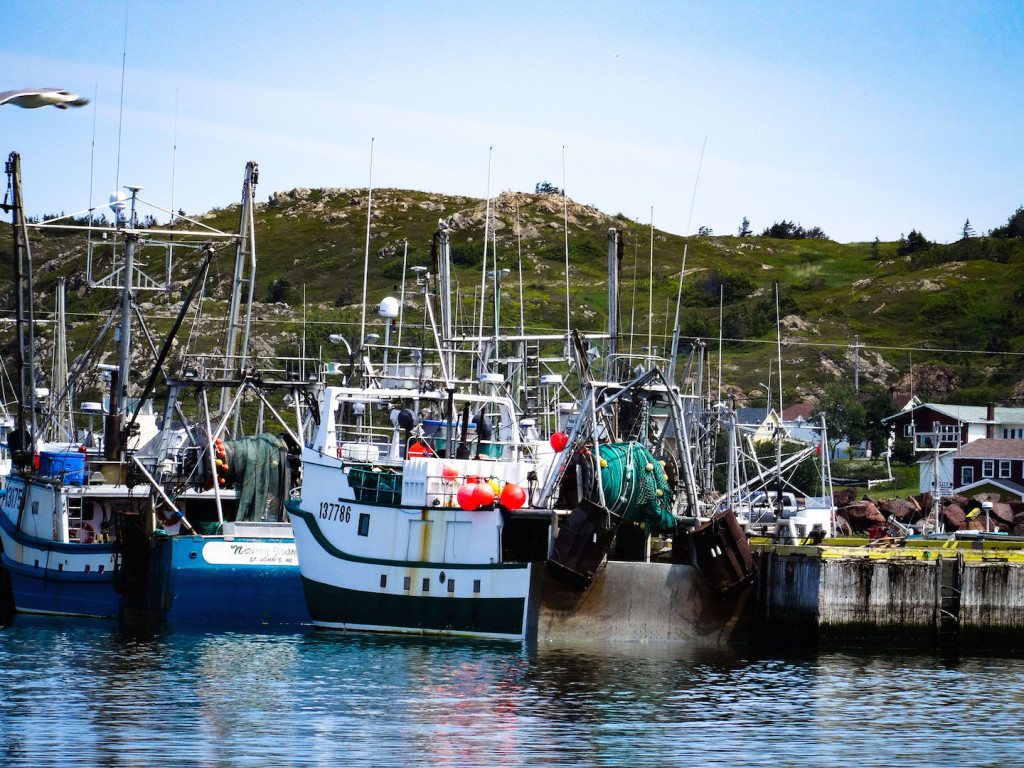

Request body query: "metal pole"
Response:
[200, 388, 224, 524]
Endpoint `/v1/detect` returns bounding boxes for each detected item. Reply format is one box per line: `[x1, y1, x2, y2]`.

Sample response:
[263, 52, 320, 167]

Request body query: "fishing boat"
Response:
[288, 222, 755, 640]
[0, 153, 309, 626]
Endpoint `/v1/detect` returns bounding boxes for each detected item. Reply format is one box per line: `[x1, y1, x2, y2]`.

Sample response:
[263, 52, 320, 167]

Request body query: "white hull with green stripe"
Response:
[289, 386, 555, 640]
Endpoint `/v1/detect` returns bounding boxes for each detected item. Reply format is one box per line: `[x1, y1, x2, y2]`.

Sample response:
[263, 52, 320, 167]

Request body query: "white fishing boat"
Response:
[287, 223, 754, 640]
[288, 385, 554, 639]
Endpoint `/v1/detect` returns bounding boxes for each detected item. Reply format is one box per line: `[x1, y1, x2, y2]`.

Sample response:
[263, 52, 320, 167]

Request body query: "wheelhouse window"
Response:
[358, 513, 371, 537]
[983, 460, 994, 478]
[1000, 461, 1012, 479]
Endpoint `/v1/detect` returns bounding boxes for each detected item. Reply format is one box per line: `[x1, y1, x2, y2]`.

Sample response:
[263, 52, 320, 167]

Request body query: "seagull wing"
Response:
[0, 89, 45, 105]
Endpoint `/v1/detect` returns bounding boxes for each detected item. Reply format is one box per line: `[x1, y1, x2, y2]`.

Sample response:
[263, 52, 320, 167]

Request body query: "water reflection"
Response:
[1, 618, 1023, 766]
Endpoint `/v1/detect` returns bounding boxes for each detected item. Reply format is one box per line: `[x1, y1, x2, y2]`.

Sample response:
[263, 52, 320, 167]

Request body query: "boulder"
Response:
[838, 501, 885, 532]
[942, 503, 966, 531]
[878, 498, 918, 523]
[991, 502, 1015, 529]
[833, 487, 857, 508]
[914, 491, 933, 513]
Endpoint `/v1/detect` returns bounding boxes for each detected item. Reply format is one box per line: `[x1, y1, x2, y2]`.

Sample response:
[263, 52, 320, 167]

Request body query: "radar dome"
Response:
[378, 296, 400, 318]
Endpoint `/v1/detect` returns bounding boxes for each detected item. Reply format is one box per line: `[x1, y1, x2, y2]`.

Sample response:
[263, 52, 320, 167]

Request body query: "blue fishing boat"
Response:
[0, 153, 309, 627]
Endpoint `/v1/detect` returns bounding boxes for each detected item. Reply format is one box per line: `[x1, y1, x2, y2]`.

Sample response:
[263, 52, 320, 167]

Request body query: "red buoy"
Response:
[472, 482, 495, 508]
[549, 432, 569, 452]
[500, 482, 527, 510]
[457, 483, 479, 511]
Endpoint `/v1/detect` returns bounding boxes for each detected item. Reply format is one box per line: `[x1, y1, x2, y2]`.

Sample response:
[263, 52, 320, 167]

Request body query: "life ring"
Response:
[77, 521, 96, 544]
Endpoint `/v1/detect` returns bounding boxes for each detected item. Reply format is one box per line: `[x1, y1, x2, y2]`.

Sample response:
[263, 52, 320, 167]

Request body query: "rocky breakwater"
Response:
[832, 488, 1024, 537]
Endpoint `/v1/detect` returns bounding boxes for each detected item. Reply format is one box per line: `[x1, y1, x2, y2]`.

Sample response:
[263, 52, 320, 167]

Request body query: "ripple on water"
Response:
[1, 619, 1023, 767]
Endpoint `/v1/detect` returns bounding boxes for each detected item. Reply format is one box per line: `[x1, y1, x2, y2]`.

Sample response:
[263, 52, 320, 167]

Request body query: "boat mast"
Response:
[220, 160, 259, 431]
[436, 226, 454, 376]
[53, 277, 73, 441]
[4, 152, 38, 465]
[606, 228, 622, 379]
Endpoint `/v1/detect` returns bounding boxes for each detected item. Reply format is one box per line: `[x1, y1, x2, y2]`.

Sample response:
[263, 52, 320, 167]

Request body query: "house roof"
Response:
[737, 407, 770, 425]
[782, 402, 815, 421]
[882, 402, 1024, 425]
[953, 439, 1024, 459]
[955, 477, 1024, 500]
[892, 393, 919, 411]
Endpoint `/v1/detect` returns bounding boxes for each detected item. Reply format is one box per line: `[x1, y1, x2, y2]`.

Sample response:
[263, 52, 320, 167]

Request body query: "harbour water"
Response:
[1, 617, 1021, 767]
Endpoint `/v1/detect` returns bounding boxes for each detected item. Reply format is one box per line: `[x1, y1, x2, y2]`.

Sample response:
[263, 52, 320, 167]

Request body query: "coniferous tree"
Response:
[738, 216, 751, 237]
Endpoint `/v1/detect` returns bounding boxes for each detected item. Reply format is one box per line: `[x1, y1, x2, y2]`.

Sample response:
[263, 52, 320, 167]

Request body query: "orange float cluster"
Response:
[206, 437, 230, 490]
[441, 466, 527, 511]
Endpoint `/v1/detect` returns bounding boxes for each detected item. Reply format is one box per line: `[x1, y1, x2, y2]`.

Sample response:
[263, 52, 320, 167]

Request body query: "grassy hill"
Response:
[4, 186, 1024, 407]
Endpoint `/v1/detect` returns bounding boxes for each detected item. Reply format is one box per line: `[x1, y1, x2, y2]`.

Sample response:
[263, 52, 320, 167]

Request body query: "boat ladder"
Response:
[65, 494, 84, 542]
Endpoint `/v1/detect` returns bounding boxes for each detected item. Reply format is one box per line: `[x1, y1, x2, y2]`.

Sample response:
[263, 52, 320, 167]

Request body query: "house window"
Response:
[961, 466, 974, 485]
[983, 461, 994, 478]
[1000, 461, 1012, 479]
[904, 424, 913, 437]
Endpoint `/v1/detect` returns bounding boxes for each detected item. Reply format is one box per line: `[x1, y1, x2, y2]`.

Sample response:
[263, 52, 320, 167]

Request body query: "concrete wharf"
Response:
[754, 537, 1024, 651]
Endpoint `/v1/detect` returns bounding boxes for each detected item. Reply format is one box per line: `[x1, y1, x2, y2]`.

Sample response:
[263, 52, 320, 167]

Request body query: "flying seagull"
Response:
[0, 88, 90, 109]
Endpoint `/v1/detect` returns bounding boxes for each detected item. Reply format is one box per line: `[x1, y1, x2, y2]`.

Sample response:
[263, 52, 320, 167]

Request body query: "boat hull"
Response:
[148, 535, 309, 627]
[1, 551, 119, 619]
[289, 500, 532, 640]
[0, 477, 309, 626]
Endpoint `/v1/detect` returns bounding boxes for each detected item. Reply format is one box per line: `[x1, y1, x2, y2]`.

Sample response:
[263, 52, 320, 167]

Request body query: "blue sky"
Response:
[2, 0, 1021, 242]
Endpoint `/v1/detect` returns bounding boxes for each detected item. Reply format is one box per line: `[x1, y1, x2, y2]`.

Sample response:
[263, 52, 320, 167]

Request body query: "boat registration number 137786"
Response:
[319, 501, 352, 522]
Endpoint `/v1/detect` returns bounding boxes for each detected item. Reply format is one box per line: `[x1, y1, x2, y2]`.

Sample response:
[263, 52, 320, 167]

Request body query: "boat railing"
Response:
[179, 353, 323, 384]
[334, 423, 516, 463]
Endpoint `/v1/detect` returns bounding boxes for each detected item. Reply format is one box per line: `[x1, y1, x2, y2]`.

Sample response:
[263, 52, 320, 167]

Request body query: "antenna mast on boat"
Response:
[606, 228, 623, 378]
[717, 285, 724, 403]
[646, 207, 654, 366]
[395, 238, 409, 367]
[358, 137, 375, 357]
[516, 201, 525, 336]
[476, 147, 493, 372]
[628, 230, 638, 360]
[775, 281, 784, 416]
[561, 146, 571, 346]
[87, 84, 97, 273]
[170, 87, 178, 224]
[114, 0, 129, 194]
[666, 136, 707, 384]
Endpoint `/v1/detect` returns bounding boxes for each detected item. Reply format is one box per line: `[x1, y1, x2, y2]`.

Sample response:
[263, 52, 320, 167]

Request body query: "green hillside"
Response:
[5, 187, 1024, 407]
